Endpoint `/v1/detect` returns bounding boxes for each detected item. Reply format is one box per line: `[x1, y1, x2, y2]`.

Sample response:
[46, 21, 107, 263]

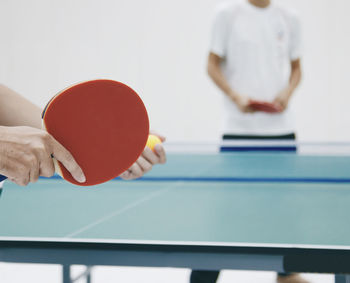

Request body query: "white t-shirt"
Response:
[210, 0, 302, 135]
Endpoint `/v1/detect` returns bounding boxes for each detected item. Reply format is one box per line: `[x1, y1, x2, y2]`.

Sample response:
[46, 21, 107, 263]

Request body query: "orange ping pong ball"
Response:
[146, 135, 162, 151]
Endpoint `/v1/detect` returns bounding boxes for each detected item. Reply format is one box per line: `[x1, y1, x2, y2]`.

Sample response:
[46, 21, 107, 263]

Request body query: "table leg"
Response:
[87, 268, 92, 283]
[84, 266, 92, 283]
[335, 274, 350, 283]
[62, 265, 71, 283]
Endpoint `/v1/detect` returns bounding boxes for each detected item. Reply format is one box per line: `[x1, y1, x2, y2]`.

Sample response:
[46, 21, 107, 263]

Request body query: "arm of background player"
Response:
[207, 52, 253, 113]
[274, 59, 302, 110]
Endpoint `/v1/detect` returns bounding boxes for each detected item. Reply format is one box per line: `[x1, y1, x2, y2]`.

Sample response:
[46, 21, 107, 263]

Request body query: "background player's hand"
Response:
[120, 133, 166, 180]
[0, 126, 85, 186]
[273, 88, 291, 112]
[232, 94, 254, 113]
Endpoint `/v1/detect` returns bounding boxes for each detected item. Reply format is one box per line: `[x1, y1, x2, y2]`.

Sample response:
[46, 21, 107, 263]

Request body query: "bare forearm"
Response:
[207, 53, 253, 113]
[207, 53, 240, 102]
[286, 60, 302, 98]
[208, 65, 233, 97]
[0, 84, 42, 128]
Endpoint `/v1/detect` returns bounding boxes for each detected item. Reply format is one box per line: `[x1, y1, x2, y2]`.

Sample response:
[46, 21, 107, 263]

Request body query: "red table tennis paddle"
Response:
[248, 99, 282, 113]
[41, 79, 149, 186]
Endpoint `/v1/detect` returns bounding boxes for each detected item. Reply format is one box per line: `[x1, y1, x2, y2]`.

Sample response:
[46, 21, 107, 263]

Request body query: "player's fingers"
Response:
[154, 144, 166, 164]
[274, 99, 284, 107]
[50, 137, 86, 183]
[4, 165, 30, 186]
[39, 156, 55, 178]
[275, 102, 285, 112]
[16, 167, 30, 186]
[24, 153, 40, 183]
[128, 162, 143, 180]
[32, 139, 55, 178]
[150, 131, 166, 142]
[136, 156, 153, 173]
[29, 161, 40, 183]
[142, 147, 160, 165]
[119, 170, 131, 180]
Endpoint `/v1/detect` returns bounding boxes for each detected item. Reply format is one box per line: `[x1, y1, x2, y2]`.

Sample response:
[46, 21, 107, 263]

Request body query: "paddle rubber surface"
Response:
[42, 80, 149, 186]
[248, 99, 282, 113]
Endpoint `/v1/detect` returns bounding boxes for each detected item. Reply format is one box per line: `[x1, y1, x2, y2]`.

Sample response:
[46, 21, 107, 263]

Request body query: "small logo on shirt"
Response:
[277, 30, 285, 41]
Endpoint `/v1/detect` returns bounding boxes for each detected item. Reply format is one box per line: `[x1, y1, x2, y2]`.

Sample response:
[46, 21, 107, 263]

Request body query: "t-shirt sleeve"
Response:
[288, 12, 302, 61]
[209, 6, 230, 58]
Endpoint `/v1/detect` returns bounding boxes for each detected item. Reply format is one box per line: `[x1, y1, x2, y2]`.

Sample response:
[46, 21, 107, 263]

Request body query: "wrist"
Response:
[285, 86, 294, 98]
[227, 91, 240, 102]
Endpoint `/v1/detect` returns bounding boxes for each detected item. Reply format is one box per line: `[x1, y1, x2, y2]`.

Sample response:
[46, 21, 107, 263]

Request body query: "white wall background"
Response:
[0, 1, 347, 281]
[0, 0, 350, 142]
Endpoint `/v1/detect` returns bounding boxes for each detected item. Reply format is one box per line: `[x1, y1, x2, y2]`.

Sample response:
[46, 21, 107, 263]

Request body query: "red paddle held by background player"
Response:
[248, 99, 282, 113]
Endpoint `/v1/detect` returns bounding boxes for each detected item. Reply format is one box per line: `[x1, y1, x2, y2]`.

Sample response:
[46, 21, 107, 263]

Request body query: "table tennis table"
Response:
[1, 152, 350, 283]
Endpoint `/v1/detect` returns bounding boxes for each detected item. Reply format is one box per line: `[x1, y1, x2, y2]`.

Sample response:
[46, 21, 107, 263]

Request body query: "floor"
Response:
[0, 264, 335, 283]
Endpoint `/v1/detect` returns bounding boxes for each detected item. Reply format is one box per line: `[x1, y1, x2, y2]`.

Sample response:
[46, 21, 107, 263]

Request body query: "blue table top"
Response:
[0, 153, 349, 249]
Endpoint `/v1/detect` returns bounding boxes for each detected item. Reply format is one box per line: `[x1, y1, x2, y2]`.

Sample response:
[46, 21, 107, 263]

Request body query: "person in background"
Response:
[0, 84, 165, 186]
[190, 0, 303, 282]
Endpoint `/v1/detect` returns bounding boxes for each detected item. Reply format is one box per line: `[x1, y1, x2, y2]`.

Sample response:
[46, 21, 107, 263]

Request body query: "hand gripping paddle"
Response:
[0, 79, 149, 186]
[248, 99, 282, 113]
